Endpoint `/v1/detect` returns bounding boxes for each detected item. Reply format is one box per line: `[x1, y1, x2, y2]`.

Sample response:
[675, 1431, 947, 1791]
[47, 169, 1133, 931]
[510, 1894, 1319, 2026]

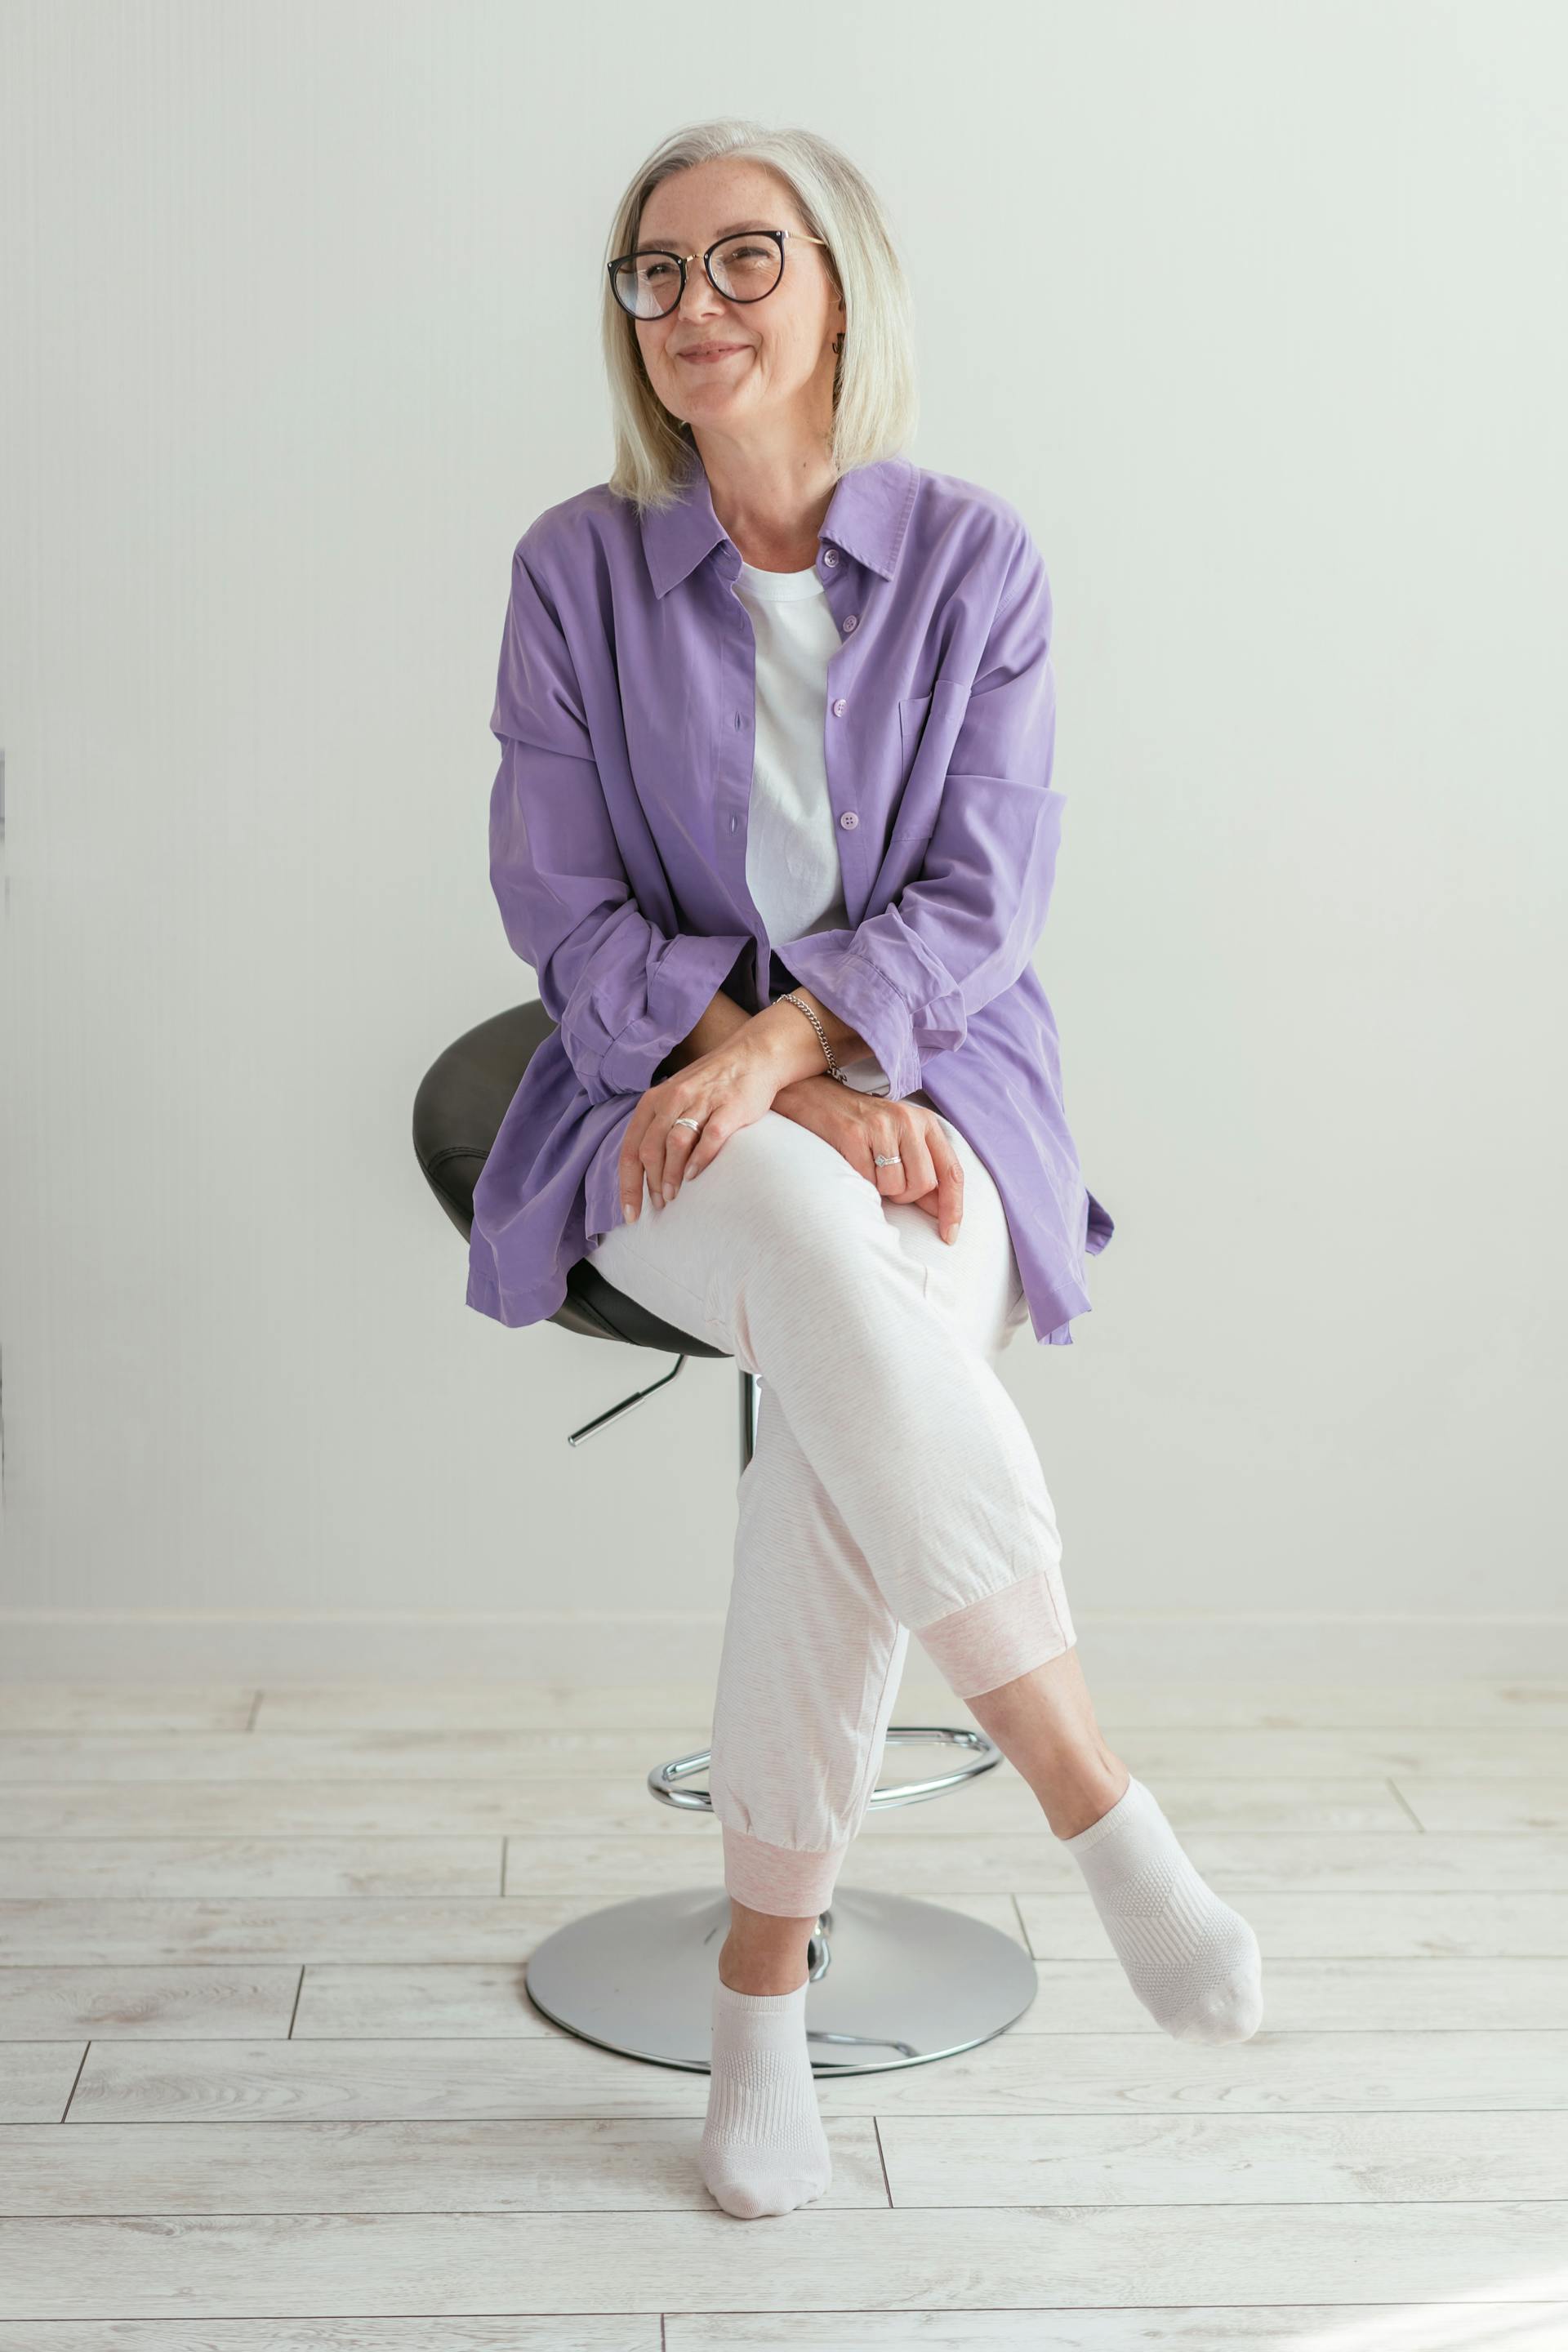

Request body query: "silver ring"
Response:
[672, 1116, 702, 1133]
[873, 1153, 902, 1166]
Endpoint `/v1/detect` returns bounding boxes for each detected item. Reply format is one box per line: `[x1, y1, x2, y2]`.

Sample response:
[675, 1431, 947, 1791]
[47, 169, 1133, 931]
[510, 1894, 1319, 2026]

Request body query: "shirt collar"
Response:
[640, 443, 916, 598]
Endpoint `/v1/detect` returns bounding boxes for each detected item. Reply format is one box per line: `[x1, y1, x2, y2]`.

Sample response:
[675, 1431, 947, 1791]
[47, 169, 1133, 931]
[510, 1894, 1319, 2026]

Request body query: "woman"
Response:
[469, 118, 1264, 2221]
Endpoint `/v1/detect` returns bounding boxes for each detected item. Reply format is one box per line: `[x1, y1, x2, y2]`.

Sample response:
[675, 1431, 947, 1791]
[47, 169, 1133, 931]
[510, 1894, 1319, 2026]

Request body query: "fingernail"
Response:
[662, 1185, 675, 1205]
[624, 1200, 638, 1221]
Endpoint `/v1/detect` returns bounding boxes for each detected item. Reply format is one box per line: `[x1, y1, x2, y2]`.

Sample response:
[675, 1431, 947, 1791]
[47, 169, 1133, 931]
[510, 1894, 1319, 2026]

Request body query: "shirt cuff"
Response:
[771, 933, 932, 1100]
[592, 930, 752, 1099]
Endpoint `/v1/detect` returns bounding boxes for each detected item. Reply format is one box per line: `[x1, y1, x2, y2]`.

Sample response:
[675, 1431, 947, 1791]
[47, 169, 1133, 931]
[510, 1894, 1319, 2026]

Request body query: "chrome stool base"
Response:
[524, 1882, 1039, 2078]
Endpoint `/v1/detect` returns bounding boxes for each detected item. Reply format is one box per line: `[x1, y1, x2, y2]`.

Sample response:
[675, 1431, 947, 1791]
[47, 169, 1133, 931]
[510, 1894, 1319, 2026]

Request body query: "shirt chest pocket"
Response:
[893, 686, 963, 844]
[893, 693, 935, 843]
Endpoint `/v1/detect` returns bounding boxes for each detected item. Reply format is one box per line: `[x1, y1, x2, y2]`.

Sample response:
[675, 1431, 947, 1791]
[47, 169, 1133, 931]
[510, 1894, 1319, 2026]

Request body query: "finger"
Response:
[879, 1127, 935, 1203]
[641, 1125, 671, 1209]
[932, 1136, 965, 1242]
[619, 1106, 653, 1222]
[657, 1115, 701, 1205]
[902, 1129, 938, 1201]
[868, 1134, 907, 1196]
[684, 1115, 731, 1179]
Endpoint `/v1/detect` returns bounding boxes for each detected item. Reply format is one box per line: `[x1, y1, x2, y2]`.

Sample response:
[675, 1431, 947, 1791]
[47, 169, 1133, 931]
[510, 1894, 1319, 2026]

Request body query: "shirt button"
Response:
[822, 548, 840, 567]
[831, 697, 847, 716]
[843, 613, 858, 632]
[840, 810, 858, 829]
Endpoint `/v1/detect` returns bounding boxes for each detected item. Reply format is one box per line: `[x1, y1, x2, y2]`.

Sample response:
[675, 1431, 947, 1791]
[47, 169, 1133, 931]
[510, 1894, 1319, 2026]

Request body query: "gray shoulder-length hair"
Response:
[600, 118, 919, 515]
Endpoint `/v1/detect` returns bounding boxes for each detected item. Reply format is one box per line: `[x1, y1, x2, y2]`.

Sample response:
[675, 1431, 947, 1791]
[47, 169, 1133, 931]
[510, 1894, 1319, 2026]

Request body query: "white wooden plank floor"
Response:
[1, 1676, 1566, 2348]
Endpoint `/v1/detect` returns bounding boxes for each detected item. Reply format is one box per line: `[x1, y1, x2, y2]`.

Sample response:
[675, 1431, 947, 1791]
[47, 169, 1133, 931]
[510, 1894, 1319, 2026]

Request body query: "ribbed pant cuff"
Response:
[914, 1566, 1075, 1699]
[720, 1822, 850, 1918]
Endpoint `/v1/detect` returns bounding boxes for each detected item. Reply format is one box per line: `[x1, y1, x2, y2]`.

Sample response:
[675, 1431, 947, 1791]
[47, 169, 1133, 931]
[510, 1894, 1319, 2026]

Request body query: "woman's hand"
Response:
[617, 1037, 783, 1222]
[773, 1076, 964, 1244]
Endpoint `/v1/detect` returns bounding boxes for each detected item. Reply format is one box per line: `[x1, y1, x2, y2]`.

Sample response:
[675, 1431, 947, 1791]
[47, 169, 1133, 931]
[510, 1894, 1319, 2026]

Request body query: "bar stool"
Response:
[412, 1000, 1040, 2076]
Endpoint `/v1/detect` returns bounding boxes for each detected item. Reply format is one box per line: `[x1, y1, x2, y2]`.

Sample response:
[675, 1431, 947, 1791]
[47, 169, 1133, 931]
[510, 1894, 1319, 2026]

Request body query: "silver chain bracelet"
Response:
[778, 991, 851, 1085]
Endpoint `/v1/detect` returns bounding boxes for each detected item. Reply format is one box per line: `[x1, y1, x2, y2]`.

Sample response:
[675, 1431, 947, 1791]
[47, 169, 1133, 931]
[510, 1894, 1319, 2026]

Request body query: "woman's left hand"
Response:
[617, 1040, 782, 1222]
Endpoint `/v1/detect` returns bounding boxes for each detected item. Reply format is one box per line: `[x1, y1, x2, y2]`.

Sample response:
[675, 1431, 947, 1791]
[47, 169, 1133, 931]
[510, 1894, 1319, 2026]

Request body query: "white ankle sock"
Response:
[699, 1973, 832, 2220]
[1062, 1774, 1265, 2044]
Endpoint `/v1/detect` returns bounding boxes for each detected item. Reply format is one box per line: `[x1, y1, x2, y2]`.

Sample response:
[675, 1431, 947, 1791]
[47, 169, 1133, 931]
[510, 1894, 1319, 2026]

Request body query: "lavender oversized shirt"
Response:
[466, 445, 1114, 1345]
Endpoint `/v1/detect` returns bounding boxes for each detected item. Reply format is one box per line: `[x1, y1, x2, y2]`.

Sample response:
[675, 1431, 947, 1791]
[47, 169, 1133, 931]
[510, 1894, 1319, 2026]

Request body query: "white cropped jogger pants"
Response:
[584, 1092, 1077, 1918]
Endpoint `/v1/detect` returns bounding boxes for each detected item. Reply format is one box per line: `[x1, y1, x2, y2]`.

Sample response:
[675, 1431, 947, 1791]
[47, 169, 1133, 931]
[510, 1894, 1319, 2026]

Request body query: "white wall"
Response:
[2, 0, 1563, 1683]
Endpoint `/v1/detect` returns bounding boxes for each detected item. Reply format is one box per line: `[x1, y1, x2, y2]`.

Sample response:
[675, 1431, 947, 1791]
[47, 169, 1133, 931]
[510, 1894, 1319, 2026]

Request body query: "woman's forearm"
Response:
[658, 985, 869, 1085]
[740, 991, 870, 1084]
[656, 987, 754, 1078]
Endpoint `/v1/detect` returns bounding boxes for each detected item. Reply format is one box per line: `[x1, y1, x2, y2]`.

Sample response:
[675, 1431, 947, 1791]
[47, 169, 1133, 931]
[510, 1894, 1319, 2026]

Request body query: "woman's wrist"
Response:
[770, 1070, 846, 1132]
[743, 995, 862, 1084]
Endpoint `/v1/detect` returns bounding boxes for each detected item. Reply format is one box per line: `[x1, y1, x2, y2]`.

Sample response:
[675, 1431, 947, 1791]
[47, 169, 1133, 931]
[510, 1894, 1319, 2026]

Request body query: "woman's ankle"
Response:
[718, 1918, 815, 1995]
[1038, 1753, 1132, 1839]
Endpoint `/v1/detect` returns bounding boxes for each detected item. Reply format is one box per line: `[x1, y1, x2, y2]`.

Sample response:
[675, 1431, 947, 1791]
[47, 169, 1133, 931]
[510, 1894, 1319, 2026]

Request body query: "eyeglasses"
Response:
[607, 227, 831, 321]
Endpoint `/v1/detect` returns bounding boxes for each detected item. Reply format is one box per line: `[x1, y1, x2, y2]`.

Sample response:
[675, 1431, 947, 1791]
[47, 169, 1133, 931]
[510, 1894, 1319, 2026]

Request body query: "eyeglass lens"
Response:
[612, 233, 782, 318]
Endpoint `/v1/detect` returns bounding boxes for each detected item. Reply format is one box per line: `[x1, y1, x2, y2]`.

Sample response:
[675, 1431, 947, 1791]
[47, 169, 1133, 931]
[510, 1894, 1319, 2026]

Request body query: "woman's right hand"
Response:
[771, 1076, 964, 1243]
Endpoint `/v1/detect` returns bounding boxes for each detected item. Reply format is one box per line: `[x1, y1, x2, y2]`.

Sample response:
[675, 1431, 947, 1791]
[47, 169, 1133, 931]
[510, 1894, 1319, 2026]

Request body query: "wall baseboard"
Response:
[3, 1610, 1566, 1684]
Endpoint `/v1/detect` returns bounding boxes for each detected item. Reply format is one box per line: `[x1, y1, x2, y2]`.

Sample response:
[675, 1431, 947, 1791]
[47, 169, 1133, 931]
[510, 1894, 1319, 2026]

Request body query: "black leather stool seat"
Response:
[412, 1000, 728, 1357]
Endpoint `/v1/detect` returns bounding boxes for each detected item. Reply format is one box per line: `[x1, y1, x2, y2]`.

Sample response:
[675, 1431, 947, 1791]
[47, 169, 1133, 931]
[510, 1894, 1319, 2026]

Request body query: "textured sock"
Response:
[699, 1972, 832, 2219]
[1061, 1773, 1265, 2044]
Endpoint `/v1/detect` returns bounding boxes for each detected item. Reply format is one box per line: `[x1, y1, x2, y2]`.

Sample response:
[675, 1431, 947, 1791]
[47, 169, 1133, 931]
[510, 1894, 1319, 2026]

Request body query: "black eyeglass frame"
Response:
[606, 226, 832, 319]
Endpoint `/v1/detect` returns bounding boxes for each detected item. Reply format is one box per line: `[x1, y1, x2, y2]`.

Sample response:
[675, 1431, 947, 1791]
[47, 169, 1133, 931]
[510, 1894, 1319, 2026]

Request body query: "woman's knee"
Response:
[697, 1111, 883, 1238]
[689, 1117, 902, 1307]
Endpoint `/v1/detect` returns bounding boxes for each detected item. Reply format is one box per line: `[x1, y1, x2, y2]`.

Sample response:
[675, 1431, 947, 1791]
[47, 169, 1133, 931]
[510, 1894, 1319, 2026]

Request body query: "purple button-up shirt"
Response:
[466, 446, 1114, 1344]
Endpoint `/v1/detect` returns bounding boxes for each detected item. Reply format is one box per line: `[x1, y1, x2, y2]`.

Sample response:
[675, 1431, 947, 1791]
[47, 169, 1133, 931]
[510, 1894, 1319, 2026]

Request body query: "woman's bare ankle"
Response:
[1037, 1753, 1132, 1839]
[719, 1901, 818, 1994]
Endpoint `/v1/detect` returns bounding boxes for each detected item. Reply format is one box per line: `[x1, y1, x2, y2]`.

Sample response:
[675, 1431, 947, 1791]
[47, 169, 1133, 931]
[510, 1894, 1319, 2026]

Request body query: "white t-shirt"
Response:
[732, 556, 890, 1095]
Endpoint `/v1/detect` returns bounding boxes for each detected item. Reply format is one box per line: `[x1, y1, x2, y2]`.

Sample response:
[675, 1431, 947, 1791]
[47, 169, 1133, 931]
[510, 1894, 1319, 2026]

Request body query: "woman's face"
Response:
[630, 161, 844, 444]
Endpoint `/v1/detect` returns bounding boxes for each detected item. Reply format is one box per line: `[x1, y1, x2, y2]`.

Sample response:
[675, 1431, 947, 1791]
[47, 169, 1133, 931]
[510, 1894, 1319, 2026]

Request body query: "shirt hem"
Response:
[466, 1262, 570, 1330]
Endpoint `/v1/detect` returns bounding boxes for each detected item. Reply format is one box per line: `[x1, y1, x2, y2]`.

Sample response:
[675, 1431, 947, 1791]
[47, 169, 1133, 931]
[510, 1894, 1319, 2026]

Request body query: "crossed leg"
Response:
[583, 1100, 1263, 2221]
[586, 1100, 1073, 1915]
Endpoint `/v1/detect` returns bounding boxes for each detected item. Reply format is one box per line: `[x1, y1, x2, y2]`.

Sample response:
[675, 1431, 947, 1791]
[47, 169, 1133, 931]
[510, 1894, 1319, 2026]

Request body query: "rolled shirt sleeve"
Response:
[775, 523, 1064, 1102]
[488, 541, 751, 1107]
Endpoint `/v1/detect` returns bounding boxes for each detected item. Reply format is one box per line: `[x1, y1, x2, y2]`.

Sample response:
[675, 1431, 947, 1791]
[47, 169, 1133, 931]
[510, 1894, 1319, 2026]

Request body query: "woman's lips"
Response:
[680, 345, 750, 363]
